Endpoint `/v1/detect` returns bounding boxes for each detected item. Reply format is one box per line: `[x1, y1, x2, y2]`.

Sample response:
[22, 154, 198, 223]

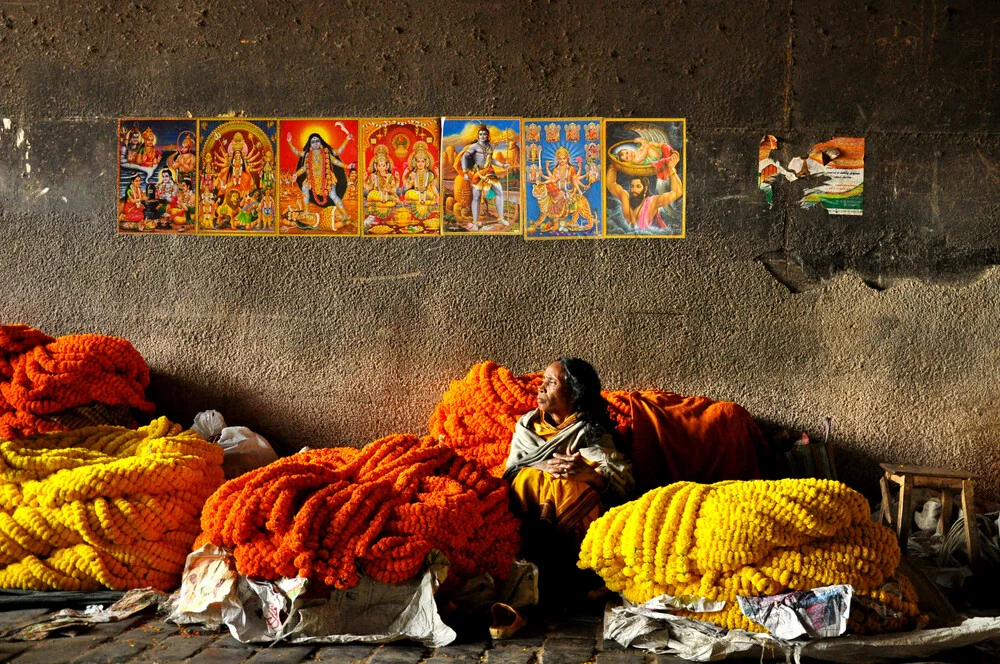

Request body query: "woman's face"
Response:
[537, 362, 573, 418]
[415, 155, 427, 171]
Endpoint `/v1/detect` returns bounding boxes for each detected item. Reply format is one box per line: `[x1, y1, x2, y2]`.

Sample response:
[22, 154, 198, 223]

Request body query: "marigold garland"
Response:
[427, 361, 632, 476]
[0, 417, 224, 591]
[198, 433, 520, 589]
[0, 324, 154, 440]
[578, 479, 925, 635]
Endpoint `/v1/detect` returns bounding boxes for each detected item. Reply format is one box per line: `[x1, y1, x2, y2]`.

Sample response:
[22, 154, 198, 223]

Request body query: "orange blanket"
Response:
[625, 390, 767, 493]
[429, 362, 768, 492]
[0, 324, 154, 439]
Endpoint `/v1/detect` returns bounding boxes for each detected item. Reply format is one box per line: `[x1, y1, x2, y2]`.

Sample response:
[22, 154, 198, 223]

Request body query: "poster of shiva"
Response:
[278, 119, 360, 236]
[603, 119, 685, 238]
[359, 118, 441, 237]
[440, 118, 522, 235]
[523, 119, 603, 240]
[117, 119, 198, 234]
[197, 119, 278, 236]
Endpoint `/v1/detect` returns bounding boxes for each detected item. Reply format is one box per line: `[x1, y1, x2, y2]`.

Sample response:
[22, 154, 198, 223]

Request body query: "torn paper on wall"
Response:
[759, 135, 865, 216]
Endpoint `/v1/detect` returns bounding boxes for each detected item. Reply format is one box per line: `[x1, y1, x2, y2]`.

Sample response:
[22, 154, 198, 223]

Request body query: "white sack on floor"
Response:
[167, 544, 455, 648]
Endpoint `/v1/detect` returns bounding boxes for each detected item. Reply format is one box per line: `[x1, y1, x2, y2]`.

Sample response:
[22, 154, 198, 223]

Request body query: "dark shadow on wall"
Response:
[146, 370, 280, 454]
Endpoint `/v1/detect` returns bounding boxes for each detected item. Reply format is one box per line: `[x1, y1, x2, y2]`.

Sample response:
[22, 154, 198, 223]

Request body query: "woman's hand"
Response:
[535, 453, 607, 489]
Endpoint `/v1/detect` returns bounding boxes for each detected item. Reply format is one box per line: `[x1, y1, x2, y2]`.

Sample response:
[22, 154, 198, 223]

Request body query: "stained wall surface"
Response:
[0, 0, 998, 499]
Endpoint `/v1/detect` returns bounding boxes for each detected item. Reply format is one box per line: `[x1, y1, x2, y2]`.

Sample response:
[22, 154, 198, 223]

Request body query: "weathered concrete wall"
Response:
[1, 0, 998, 499]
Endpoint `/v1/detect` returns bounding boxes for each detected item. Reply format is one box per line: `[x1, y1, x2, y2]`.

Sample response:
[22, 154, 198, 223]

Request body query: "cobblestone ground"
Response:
[0, 608, 998, 664]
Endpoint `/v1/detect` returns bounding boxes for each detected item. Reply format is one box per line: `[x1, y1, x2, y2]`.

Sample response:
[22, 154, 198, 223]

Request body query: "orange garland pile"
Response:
[0, 325, 154, 440]
[428, 361, 632, 476]
[197, 433, 520, 589]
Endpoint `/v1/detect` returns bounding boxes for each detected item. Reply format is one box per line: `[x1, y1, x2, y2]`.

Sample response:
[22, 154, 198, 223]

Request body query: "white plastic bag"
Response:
[217, 426, 279, 479]
[191, 411, 279, 479]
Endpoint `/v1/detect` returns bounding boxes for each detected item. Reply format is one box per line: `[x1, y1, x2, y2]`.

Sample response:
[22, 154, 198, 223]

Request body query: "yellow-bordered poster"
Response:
[440, 117, 523, 235]
[278, 119, 361, 236]
[117, 118, 198, 235]
[360, 118, 441, 237]
[602, 118, 686, 238]
[523, 118, 604, 240]
[197, 119, 278, 236]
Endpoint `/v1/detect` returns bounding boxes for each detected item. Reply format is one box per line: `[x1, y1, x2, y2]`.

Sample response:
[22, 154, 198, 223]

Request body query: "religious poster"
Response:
[523, 119, 603, 240]
[360, 118, 441, 237]
[117, 119, 198, 234]
[440, 118, 522, 235]
[277, 119, 360, 236]
[197, 119, 278, 235]
[603, 119, 686, 238]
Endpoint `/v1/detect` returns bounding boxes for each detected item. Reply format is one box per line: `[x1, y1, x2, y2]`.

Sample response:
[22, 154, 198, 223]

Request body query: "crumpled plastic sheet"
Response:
[603, 601, 1000, 663]
[167, 544, 456, 648]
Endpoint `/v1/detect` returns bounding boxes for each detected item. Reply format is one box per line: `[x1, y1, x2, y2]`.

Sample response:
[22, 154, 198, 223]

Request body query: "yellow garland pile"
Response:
[579, 479, 924, 634]
[0, 417, 224, 591]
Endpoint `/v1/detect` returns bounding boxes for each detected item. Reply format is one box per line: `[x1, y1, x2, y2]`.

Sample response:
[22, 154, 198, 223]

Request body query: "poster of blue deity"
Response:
[117, 119, 198, 234]
[523, 119, 603, 240]
[441, 118, 522, 235]
[603, 119, 686, 238]
[197, 119, 278, 235]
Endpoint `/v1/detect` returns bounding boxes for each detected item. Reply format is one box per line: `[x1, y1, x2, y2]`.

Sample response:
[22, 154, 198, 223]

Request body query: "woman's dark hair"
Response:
[557, 357, 615, 434]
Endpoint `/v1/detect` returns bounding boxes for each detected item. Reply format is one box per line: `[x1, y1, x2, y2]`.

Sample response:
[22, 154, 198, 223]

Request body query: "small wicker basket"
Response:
[607, 140, 658, 176]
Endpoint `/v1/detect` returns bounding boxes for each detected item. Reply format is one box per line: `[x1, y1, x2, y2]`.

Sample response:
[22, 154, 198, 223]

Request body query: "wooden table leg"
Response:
[962, 479, 981, 575]
[896, 475, 914, 551]
[940, 489, 953, 536]
[880, 475, 893, 526]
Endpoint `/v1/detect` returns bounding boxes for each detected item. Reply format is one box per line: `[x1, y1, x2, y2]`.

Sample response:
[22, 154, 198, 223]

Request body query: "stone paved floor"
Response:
[0, 608, 998, 664]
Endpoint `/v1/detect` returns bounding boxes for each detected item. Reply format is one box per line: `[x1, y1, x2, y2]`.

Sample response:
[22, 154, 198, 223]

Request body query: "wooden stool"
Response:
[879, 463, 981, 574]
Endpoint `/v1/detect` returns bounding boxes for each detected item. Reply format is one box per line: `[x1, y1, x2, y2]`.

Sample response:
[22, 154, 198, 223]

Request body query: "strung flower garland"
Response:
[0, 417, 224, 591]
[579, 478, 925, 635]
[427, 361, 632, 476]
[0, 324, 154, 440]
[198, 433, 520, 590]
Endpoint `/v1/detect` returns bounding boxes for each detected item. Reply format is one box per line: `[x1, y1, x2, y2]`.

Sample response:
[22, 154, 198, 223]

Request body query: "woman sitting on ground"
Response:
[503, 359, 633, 595]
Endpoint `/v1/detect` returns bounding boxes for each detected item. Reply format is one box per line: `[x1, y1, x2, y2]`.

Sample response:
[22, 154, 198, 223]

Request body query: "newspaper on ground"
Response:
[167, 543, 456, 648]
[644, 593, 727, 614]
[737, 585, 851, 639]
[604, 600, 1000, 663]
[0, 588, 166, 641]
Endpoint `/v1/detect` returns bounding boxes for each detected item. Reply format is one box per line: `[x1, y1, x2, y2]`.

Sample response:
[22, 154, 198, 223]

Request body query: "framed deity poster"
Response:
[603, 118, 686, 238]
[197, 119, 278, 236]
[440, 118, 522, 235]
[277, 119, 360, 236]
[117, 118, 198, 234]
[523, 118, 603, 240]
[359, 118, 441, 237]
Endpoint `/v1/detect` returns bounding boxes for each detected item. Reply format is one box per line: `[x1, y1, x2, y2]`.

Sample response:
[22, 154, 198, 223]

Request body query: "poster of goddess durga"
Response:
[198, 119, 278, 235]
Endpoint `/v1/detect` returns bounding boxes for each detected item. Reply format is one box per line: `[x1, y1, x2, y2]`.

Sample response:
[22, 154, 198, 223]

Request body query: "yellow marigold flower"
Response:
[579, 479, 924, 635]
[0, 417, 225, 591]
